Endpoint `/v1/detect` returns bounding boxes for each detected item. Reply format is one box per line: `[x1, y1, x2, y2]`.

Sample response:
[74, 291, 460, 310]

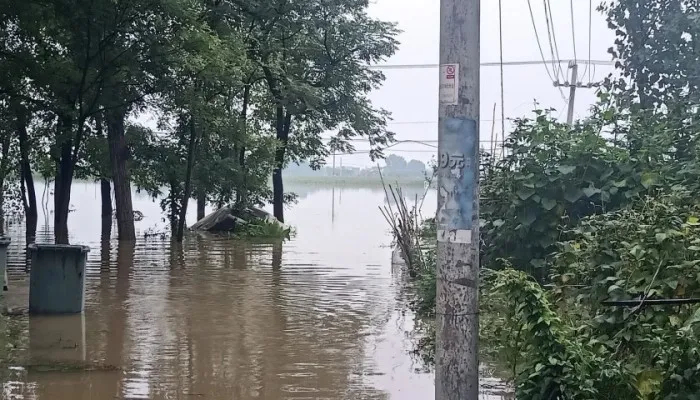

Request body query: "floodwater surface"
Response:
[0, 182, 508, 399]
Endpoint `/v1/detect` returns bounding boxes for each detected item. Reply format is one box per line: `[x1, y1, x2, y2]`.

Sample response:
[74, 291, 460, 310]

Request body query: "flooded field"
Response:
[0, 181, 508, 399]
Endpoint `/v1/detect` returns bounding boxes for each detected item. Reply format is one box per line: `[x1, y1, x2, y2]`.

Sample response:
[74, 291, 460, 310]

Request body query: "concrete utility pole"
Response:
[436, 0, 480, 398]
[566, 62, 578, 125]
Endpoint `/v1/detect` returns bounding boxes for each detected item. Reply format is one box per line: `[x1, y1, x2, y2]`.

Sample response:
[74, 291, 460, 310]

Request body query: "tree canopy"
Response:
[0, 0, 399, 242]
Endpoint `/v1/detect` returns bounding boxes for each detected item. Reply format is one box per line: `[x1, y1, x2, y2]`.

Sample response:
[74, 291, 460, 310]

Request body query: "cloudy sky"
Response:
[336, 0, 618, 168]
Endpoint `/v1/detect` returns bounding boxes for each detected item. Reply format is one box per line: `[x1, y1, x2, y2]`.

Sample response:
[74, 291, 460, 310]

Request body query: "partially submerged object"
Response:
[191, 206, 289, 237]
[28, 244, 89, 314]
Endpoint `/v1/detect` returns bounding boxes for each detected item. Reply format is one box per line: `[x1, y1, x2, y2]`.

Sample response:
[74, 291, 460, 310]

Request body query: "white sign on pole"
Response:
[439, 63, 459, 105]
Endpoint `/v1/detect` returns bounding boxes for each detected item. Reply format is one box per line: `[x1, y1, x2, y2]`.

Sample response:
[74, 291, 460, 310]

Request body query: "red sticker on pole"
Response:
[439, 64, 459, 105]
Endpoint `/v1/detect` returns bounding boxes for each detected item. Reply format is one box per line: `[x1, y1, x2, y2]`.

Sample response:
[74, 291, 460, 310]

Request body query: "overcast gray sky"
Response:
[336, 0, 617, 168]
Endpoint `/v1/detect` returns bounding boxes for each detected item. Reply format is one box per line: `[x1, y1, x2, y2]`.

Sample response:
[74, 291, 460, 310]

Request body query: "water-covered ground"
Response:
[0, 181, 508, 399]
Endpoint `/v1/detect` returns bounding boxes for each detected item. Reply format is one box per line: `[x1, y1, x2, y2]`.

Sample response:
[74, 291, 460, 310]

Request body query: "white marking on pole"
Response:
[439, 64, 459, 105]
[437, 229, 472, 243]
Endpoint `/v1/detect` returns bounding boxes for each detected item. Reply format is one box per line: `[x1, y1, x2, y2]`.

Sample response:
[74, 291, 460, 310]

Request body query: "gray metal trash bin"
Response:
[28, 244, 90, 314]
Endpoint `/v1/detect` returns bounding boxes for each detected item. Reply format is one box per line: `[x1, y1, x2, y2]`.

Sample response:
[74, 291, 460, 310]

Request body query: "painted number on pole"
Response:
[439, 64, 459, 105]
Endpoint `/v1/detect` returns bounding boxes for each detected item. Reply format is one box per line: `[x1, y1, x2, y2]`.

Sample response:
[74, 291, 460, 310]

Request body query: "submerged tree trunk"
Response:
[196, 192, 206, 221]
[17, 108, 37, 243]
[0, 130, 11, 236]
[169, 180, 179, 234]
[54, 115, 75, 244]
[272, 107, 291, 223]
[176, 115, 199, 242]
[101, 179, 113, 238]
[95, 114, 113, 239]
[106, 108, 136, 241]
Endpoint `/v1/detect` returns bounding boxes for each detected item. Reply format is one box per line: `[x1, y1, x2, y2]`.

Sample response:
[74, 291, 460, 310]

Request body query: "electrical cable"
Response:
[368, 59, 613, 70]
[579, 0, 593, 81]
[498, 0, 506, 156]
[526, 0, 558, 83]
[569, 0, 578, 62]
[543, 0, 563, 81]
[546, 0, 567, 80]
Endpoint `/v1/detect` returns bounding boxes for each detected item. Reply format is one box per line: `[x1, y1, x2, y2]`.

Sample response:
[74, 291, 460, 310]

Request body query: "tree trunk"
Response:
[0, 130, 11, 236]
[169, 180, 179, 234]
[101, 178, 113, 238]
[54, 147, 73, 244]
[17, 108, 37, 243]
[272, 107, 291, 223]
[236, 83, 251, 207]
[196, 192, 206, 221]
[106, 108, 136, 241]
[95, 114, 113, 239]
[176, 115, 198, 242]
[54, 115, 74, 244]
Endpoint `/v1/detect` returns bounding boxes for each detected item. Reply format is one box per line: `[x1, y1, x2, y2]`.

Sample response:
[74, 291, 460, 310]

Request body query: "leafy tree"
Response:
[603, 0, 700, 108]
[238, 0, 399, 222]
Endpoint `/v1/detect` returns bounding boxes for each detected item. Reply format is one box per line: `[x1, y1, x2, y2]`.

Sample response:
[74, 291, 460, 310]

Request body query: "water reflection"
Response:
[0, 181, 506, 399]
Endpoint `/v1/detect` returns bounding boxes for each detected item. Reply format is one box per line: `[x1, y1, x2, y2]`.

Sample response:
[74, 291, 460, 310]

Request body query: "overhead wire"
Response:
[498, 0, 506, 157]
[579, 0, 593, 82]
[536, 0, 568, 103]
[526, 0, 558, 83]
[545, 0, 567, 80]
[368, 59, 613, 70]
[542, 0, 563, 82]
[569, 0, 578, 62]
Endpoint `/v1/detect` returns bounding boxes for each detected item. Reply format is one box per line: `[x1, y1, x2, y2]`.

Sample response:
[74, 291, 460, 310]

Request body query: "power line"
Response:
[542, 0, 568, 103]
[368, 58, 613, 70]
[544, 0, 566, 81]
[387, 119, 504, 125]
[588, 0, 593, 83]
[526, 0, 558, 83]
[570, 0, 578, 62]
[543, 0, 560, 81]
[498, 0, 506, 158]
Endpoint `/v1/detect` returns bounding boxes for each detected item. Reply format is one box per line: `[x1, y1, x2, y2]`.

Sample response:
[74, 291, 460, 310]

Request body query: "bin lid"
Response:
[27, 244, 90, 253]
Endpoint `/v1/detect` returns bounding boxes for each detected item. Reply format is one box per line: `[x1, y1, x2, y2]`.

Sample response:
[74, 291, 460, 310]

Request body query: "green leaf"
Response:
[541, 198, 557, 211]
[563, 187, 583, 203]
[518, 208, 537, 226]
[516, 187, 536, 200]
[684, 306, 700, 327]
[613, 179, 628, 188]
[636, 370, 663, 397]
[557, 165, 576, 175]
[641, 172, 658, 189]
[582, 186, 601, 198]
[655, 233, 667, 243]
[608, 284, 621, 294]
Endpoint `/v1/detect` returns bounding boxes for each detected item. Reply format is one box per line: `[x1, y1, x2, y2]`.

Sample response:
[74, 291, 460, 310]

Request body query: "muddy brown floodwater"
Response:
[0, 181, 508, 400]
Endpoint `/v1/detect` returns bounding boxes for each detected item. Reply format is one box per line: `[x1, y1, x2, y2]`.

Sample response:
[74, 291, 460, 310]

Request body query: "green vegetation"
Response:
[387, 1, 700, 398]
[234, 218, 293, 240]
[0, 0, 399, 242]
